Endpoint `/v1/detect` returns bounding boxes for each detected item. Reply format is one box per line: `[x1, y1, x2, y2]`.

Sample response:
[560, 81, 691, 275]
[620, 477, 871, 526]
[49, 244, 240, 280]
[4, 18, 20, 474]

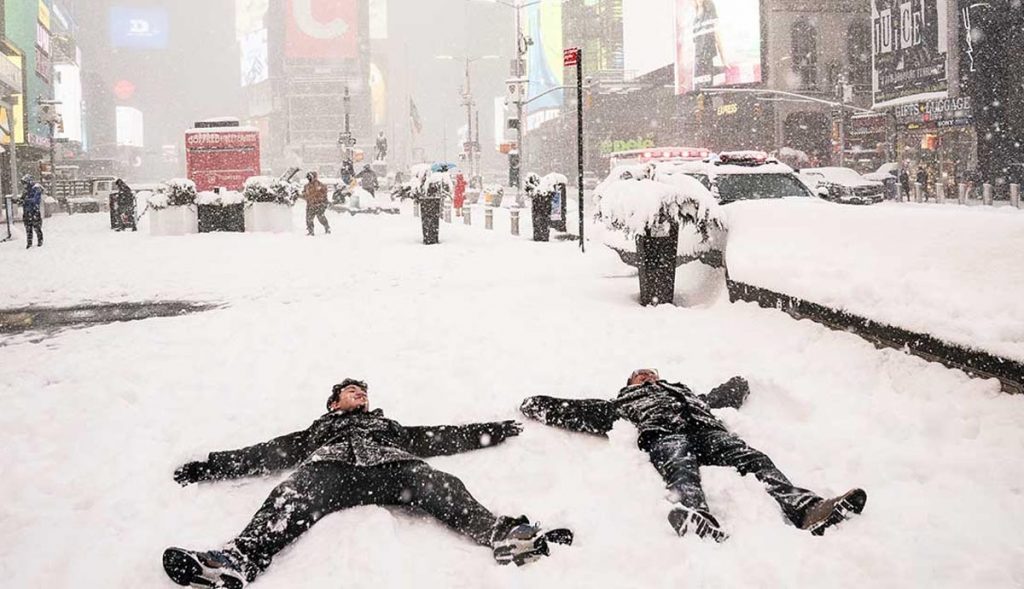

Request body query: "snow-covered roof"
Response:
[801, 167, 883, 187]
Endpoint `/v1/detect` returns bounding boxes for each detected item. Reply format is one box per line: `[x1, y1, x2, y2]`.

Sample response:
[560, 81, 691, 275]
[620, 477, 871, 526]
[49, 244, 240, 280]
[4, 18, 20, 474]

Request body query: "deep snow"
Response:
[1, 207, 1022, 588]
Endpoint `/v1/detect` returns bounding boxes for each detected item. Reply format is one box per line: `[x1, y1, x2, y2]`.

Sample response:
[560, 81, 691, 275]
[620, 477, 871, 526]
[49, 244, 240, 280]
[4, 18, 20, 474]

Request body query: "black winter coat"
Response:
[521, 378, 749, 449]
[205, 408, 515, 480]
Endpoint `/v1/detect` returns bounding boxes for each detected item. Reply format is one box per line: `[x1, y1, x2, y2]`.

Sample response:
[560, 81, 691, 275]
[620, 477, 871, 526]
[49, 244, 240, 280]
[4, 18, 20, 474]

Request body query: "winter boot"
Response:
[490, 515, 573, 566]
[799, 488, 867, 536]
[668, 507, 729, 543]
[162, 547, 249, 588]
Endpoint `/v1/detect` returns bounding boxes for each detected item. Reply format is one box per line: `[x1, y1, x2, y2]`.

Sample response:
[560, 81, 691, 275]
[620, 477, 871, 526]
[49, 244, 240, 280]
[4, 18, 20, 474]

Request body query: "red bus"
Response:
[185, 123, 260, 192]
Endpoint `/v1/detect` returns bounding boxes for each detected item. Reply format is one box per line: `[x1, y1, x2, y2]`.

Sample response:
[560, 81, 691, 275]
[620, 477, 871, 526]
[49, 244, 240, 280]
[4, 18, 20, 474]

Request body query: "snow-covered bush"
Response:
[243, 176, 299, 205]
[540, 173, 569, 194]
[151, 179, 197, 209]
[593, 172, 726, 257]
[195, 190, 245, 207]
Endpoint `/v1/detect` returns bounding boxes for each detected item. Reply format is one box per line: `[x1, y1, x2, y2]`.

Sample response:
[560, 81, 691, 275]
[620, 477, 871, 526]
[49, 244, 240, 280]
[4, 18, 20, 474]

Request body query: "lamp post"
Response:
[436, 54, 498, 182]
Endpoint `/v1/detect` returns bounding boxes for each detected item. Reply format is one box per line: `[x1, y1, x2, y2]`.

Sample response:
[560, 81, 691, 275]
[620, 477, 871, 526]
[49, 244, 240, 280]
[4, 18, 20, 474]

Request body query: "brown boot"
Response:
[800, 488, 867, 536]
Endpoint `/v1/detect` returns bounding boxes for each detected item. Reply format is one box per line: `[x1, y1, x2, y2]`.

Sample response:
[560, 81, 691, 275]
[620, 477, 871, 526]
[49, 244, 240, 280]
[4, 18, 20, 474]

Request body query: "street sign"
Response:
[338, 132, 357, 147]
[506, 79, 524, 102]
[563, 47, 580, 67]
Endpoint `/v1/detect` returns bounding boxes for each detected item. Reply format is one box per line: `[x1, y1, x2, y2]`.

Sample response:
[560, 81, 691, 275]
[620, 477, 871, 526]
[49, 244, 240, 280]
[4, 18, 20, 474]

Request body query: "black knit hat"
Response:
[326, 378, 368, 410]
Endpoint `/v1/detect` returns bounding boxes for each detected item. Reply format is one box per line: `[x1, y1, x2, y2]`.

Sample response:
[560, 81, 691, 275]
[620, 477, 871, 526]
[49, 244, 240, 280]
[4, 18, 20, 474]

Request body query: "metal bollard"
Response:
[983, 183, 993, 205]
[413, 201, 420, 218]
[464, 206, 472, 225]
[1011, 184, 1020, 209]
[510, 209, 520, 236]
[485, 207, 494, 230]
[958, 183, 967, 205]
[936, 182, 946, 203]
[443, 204, 452, 223]
[914, 182, 922, 203]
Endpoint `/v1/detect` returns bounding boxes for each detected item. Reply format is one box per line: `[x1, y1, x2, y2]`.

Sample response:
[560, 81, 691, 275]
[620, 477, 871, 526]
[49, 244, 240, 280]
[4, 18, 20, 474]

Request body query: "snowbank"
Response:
[725, 200, 1024, 360]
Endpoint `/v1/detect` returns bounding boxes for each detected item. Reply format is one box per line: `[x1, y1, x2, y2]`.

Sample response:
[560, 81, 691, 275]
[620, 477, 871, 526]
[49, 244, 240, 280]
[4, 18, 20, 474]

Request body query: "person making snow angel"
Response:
[164, 379, 572, 588]
[520, 369, 866, 542]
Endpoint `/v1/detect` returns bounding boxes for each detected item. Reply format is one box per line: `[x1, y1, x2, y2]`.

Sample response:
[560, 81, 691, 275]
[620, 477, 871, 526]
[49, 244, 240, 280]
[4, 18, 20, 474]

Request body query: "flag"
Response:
[409, 97, 423, 135]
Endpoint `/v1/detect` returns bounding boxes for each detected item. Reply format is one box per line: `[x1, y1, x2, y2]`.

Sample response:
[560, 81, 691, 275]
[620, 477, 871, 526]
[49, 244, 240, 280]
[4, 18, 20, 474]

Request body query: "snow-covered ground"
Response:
[724, 199, 1024, 360]
[1, 207, 1023, 588]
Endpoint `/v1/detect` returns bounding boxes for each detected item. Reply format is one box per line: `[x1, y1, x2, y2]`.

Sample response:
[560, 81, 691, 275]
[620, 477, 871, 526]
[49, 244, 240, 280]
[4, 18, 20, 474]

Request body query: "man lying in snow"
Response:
[520, 369, 866, 542]
[164, 378, 572, 588]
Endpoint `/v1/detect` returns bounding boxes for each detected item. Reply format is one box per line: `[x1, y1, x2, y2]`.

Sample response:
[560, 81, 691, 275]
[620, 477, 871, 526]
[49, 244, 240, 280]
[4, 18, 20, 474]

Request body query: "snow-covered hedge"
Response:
[195, 190, 244, 206]
[593, 171, 727, 257]
[150, 179, 197, 209]
[243, 176, 299, 205]
[540, 173, 569, 194]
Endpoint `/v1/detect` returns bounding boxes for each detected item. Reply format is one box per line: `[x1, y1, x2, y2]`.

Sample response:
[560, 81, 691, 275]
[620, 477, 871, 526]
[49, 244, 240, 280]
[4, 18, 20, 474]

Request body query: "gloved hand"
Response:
[498, 420, 524, 438]
[173, 460, 214, 487]
[519, 396, 554, 420]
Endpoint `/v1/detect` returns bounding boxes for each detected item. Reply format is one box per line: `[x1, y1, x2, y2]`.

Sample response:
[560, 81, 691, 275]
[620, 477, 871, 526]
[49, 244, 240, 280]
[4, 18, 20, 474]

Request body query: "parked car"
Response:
[799, 167, 885, 205]
[658, 151, 821, 204]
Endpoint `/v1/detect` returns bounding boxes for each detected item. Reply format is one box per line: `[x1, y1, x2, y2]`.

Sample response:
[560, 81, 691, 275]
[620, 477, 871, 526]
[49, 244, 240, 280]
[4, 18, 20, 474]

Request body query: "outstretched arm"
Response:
[520, 395, 618, 436]
[404, 421, 522, 457]
[703, 376, 750, 410]
[173, 428, 314, 486]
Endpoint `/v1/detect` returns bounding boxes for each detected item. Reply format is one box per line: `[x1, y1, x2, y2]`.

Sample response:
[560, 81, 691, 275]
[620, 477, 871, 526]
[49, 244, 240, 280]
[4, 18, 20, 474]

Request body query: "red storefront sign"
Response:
[285, 0, 359, 60]
[185, 129, 261, 192]
[563, 47, 580, 67]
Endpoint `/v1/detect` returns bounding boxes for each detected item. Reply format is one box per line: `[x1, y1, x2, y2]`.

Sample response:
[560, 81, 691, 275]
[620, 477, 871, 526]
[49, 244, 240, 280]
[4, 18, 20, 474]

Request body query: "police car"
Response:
[657, 151, 822, 204]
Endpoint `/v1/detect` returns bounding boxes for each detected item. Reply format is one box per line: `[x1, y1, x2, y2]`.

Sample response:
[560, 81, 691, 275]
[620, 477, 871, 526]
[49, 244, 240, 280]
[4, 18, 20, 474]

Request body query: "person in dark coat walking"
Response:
[112, 179, 137, 231]
[916, 167, 930, 201]
[17, 175, 44, 248]
[164, 379, 571, 588]
[301, 171, 331, 236]
[899, 169, 911, 201]
[520, 368, 866, 542]
[357, 164, 379, 195]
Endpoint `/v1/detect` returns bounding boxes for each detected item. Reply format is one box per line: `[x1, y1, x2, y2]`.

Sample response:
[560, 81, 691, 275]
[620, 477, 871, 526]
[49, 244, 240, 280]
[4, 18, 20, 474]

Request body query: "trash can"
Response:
[636, 224, 679, 306]
[531, 191, 552, 242]
[419, 197, 441, 244]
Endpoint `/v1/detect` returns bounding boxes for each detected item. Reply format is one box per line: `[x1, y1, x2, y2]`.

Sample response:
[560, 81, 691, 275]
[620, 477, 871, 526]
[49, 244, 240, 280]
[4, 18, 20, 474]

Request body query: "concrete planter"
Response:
[150, 206, 199, 236]
[244, 202, 294, 233]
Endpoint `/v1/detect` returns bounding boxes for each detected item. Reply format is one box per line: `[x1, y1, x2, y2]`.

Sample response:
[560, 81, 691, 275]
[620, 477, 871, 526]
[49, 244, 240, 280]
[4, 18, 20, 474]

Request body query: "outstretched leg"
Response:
[646, 433, 728, 541]
[693, 428, 822, 526]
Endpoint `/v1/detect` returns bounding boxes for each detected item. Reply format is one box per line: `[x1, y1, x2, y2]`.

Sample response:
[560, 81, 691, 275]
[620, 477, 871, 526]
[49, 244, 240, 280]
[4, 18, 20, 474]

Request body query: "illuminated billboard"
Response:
[285, 0, 359, 60]
[110, 7, 169, 50]
[54, 64, 83, 143]
[624, 0, 675, 80]
[526, 3, 563, 118]
[871, 0, 949, 108]
[116, 106, 144, 148]
[674, 0, 763, 95]
[240, 28, 269, 87]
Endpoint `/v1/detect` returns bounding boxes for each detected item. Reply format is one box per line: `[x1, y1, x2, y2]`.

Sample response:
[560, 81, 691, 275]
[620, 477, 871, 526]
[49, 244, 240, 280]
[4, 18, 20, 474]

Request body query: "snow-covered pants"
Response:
[231, 461, 498, 579]
[305, 202, 330, 234]
[646, 429, 821, 525]
[23, 210, 42, 246]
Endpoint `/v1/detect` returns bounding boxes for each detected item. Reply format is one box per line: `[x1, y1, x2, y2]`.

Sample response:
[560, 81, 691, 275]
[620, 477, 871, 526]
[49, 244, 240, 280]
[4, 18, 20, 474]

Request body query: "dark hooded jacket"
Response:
[520, 377, 749, 449]
[204, 408, 516, 480]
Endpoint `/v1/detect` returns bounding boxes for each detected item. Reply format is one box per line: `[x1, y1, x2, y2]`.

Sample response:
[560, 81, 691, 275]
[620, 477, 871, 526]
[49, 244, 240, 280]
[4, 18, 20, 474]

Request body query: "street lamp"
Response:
[436, 54, 499, 182]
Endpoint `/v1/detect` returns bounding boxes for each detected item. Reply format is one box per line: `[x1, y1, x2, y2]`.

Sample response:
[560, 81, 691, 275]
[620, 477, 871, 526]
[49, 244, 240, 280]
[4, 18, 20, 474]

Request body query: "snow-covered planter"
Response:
[196, 191, 245, 233]
[149, 180, 199, 236]
[593, 173, 727, 306]
[242, 177, 296, 233]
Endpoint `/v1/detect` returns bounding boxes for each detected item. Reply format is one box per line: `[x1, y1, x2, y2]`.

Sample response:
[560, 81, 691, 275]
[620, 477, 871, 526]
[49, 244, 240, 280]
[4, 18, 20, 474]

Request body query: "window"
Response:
[791, 18, 818, 90]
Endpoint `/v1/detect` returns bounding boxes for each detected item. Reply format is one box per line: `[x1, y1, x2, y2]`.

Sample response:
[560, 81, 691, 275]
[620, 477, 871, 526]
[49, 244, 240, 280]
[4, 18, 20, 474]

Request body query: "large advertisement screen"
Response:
[674, 0, 762, 95]
[526, 3, 563, 121]
[116, 106, 144, 148]
[240, 29, 269, 87]
[54, 64, 83, 143]
[110, 7, 169, 50]
[871, 0, 949, 108]
[624, 0, 675, 80]
[285, 0, 359, 60]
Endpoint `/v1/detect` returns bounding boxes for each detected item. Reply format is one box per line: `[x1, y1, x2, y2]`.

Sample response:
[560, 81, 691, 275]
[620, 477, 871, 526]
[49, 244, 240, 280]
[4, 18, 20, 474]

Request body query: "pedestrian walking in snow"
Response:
[301, 171, 331, 236]
[916, 167, 930, 201]
[899, 169, 911, 201]
[357, 164, 379, 195]
[112, 179, 137, 231]
[165, 379, 572, 588]
[453, 171, 467, 216]
[520, 368, 866, 542]
[17, 175, 44, 248]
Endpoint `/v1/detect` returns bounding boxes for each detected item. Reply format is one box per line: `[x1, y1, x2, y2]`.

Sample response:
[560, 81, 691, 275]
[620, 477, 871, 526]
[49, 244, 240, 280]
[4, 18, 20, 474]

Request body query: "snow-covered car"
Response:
[799, 167, 885, 205]
[656, 152, 819, 205]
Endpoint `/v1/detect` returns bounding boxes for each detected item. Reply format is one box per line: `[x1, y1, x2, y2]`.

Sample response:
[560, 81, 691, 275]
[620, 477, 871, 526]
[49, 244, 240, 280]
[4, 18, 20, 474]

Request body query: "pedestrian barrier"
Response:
[1012, 184, 1021, 208]
[936, 182, 946, 204]
[464, 207, 472, 225]
[485, 207, 494, 230]
[413, 201, 420, 218]
[983, 183, 994, 205]
[510, 209, 520, 236]
[914, 182, 923, 203]
[443, 205, 452, 223]
[958, 183, 968, 205]
[728, 280, 1023, 395]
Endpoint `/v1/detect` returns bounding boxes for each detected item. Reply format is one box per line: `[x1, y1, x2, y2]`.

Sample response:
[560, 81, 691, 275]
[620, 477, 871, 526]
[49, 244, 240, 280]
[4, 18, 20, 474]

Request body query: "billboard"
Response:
[110, 7, 169, 50]
[624, 0, 675, 80]
[285, 0, 359, 60]
[235, 0, 269, 40]
[871, 0, 949, 108]
[674, 0, 763, 95]
[185, 128, 261, 192]
[526, 3, 563, 117]
[54, 64, 83, 143]
[116, 106, 144, 148]
[369, 0, 388, 40]
[240, 28, 269, 87]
